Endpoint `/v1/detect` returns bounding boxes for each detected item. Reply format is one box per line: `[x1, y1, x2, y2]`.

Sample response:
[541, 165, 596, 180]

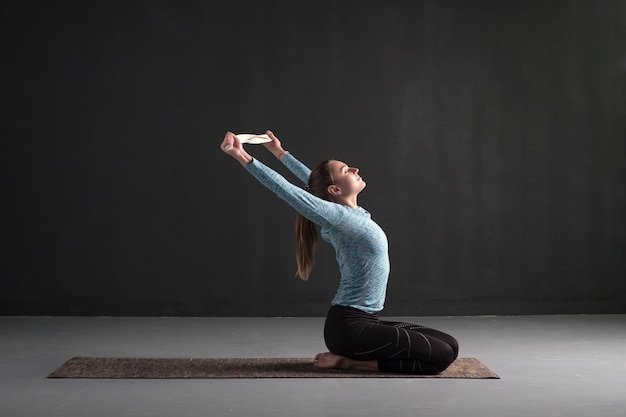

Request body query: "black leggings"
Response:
[324, 305, 459, 374]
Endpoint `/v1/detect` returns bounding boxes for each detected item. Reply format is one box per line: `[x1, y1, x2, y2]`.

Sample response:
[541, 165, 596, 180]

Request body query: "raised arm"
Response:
[220, 131, 343, 229]
[220, 130, 309, 180]
[220, 131, 253, 166]
[263, 130, 311, 184]
[261, 130, 289, 161]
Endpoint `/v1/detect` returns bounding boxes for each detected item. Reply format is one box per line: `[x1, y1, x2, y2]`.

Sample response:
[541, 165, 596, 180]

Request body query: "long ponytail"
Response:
[294, 160, 335, 280]
[295, 214, 318, 280]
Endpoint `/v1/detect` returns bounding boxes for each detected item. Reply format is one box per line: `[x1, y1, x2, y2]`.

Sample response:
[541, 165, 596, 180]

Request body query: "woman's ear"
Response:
[327, 185, 341, 195]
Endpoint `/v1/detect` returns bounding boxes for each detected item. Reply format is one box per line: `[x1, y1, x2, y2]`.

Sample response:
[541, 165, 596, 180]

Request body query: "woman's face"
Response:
[327, 160, 366, 196]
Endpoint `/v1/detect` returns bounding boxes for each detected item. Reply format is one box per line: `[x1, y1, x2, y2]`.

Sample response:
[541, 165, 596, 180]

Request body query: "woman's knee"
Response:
[435, 332, 459, 363]
[433, 342, 458, 370]
[448, 336, 459, 360]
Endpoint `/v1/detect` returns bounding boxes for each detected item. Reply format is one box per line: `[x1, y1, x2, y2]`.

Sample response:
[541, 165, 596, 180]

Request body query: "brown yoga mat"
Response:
[48, 357, 499, 379]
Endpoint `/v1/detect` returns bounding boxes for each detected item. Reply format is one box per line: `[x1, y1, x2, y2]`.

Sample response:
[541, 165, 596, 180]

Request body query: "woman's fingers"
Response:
[264, 130, 282, 152]
[221, 131, 236, 153]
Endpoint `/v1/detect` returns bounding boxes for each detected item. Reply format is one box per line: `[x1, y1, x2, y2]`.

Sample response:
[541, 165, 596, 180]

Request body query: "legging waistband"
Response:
[327, 304, 380, 323]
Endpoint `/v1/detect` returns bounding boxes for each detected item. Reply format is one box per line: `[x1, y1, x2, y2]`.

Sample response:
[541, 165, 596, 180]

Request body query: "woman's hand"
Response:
[220, 131, 253, 166]
[263, 130, 288, 160]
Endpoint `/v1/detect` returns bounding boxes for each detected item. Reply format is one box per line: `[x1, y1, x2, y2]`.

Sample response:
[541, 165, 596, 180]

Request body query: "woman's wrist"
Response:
[237, 151, 253, 166]
[276, 150, 289, 161]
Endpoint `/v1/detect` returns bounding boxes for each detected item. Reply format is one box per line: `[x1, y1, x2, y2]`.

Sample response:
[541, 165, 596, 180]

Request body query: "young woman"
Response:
[220, 130, 459, 374]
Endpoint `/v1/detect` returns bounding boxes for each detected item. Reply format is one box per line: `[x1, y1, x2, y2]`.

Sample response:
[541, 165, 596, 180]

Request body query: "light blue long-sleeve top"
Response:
[245, 153, 390, 313]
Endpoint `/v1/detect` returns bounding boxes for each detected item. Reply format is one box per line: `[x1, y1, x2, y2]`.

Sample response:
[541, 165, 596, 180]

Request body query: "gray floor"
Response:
[1, 315, 625, 417]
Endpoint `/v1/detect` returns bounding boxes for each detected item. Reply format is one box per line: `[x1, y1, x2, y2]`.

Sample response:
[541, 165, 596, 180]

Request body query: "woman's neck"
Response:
[335, 195, 358, 209]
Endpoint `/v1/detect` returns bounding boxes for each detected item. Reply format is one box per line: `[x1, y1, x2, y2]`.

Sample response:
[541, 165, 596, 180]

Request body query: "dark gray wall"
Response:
[1, 0, 624, 316]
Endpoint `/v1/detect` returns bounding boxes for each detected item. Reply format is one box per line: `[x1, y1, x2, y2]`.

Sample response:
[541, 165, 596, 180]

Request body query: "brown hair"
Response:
[295, 160, 335, 280]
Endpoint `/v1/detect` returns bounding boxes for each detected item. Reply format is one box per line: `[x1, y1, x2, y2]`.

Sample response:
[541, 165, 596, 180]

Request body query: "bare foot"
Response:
[314, 352, 347, 369]
[313, 352, 378, 372]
